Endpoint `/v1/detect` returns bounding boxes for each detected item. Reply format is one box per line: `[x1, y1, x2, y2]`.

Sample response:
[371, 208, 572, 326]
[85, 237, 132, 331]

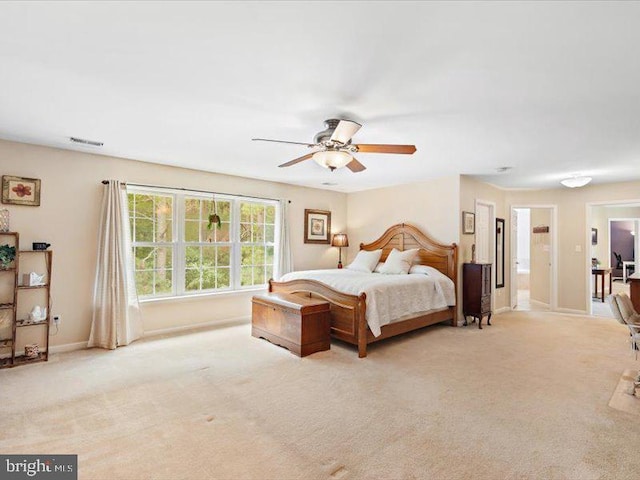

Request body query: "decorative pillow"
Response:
[378, 248, 419, 275]
[346, 249, 383, 273]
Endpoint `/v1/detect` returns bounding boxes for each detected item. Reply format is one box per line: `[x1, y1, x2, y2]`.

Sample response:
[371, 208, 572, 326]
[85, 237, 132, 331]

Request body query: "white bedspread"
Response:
[279, 269, 455, 337]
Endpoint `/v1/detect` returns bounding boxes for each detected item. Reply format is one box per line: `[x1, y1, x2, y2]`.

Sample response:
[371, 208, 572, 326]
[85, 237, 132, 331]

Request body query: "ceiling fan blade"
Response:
[354, 144, 416, 154]
[330, 120, 362, 144]
[278, 153, 314, 168]
[346, 157, 367, 173]
[252, 138, 316, 147]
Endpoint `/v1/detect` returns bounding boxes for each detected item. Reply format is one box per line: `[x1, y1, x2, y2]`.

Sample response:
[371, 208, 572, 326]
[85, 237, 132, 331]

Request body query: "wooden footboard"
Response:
[270, 223, 458, 358]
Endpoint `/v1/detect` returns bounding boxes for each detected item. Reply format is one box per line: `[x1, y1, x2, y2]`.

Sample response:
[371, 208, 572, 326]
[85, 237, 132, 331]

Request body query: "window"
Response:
[128, 188, 278, 299]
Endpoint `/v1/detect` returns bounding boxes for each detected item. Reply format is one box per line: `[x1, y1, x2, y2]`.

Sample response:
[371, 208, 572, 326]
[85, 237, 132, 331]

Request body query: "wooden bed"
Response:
[268, 223, 458, 357]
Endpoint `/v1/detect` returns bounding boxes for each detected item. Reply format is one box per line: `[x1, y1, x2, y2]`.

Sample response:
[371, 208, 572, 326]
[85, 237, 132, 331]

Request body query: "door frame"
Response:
[510, 204, 558, 311]
[586, 199, 640, 314]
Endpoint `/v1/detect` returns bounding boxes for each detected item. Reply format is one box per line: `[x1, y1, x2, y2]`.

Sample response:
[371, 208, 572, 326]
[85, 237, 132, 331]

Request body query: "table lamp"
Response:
[331, 233, 349, 269]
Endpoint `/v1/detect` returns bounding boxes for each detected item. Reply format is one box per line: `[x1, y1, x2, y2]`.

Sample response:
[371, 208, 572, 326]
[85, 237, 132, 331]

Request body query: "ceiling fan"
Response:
[252, 119, 416, 173]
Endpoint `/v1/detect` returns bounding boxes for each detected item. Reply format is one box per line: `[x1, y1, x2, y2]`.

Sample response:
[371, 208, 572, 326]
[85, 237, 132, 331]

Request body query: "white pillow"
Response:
[378, 248, 419, 275]
[346, 249, 383, 273]
[373, 262, 384, 273]
[409, 264, 448, 279]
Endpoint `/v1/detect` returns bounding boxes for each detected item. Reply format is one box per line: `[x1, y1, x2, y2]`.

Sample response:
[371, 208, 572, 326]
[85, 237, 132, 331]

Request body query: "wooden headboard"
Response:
[359, 223, 458, 284]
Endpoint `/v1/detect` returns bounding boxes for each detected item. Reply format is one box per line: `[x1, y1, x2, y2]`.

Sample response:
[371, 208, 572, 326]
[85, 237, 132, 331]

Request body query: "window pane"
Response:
[217, 267, 230, 288]
[265, 266, 273, 282]
[218, 201, 231, 221]
[240, 223, 251, 242]
[135, 218, 154, 242]
[202, 247, 216, 268]
[201, 199, 214, 220]
[185, 268, 200, 291]
[240, 203, 252, 222]
[155, 269, 173, 294]
[252, 225, 264, 243]
[266, 246, 274, 264]
[155, 197, 173, 242]
[135, 247, 154, 270]
[241, 246, 253, 265]
[201, 222, 214, 243]
[251, 204, 264, 224]
[135, 194, 154, 218]
[255, 266, 266, 285]
[241, 266, 253, 286]
[253, 246, 265, 265]
[217, 246, 231, 266]
[215, 222, 230, 242]
[202, 268, 216, 290]
[266, 205, 276, 224]
[135, 270, 154, 296]
[185, 221, 200, 242]
[156, 246, 172, 271]
[185, 199, 200, 220]
[265, 224, 275, 243]
[185, 246, 201, 269]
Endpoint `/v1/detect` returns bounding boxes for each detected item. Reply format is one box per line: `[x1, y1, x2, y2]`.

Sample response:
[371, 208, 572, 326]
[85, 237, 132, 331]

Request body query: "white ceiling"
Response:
[1, 1, 639, 193]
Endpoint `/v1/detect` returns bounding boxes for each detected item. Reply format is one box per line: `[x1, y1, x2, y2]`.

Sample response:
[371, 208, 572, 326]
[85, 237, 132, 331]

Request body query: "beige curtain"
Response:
[88, 180, 143, 349]
[275, 199, 292, 279]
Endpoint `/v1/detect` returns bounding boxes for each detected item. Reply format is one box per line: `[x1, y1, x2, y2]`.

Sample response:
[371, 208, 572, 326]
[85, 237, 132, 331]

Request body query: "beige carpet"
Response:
[1, 311, 640, 480]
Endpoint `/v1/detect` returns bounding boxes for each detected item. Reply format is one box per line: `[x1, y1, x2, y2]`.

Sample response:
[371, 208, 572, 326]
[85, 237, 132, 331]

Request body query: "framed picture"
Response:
[591, 228, 598, 245]
[462, 211, 475, 235]
[304, 209, 331, 244]
[2, 176, 41, 206]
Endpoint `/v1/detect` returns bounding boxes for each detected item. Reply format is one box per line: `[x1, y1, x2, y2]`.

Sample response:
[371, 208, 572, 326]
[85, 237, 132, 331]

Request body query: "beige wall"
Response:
[0, 139, 347, 348]
[506, 181, 640, 313]
[345, 176, 460, 261]
[529, 208, 551, 305]
[459, 176, 509, 312]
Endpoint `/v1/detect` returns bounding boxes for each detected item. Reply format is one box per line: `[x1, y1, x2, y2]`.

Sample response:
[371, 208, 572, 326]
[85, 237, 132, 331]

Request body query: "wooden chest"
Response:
[252, 293, 331, 357]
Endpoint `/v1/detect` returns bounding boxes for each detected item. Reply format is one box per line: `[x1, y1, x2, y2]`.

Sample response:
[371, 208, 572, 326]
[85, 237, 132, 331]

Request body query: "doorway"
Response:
[510, 206, 557, 311]
[588, 202, 640, 317]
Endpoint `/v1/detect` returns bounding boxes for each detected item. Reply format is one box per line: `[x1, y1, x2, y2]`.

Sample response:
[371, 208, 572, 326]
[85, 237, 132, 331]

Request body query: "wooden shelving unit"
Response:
[0, 231, 52, 369]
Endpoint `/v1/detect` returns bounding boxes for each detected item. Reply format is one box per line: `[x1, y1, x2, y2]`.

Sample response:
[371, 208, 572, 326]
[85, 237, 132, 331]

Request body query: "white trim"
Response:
[494, 306, 512, 314]
[555, 307, 589, 316]
[143, 315, 250, 338]
[49, 341, 88, 354]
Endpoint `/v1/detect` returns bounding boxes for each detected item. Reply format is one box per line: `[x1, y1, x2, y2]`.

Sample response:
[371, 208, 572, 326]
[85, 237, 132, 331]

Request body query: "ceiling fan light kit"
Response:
[560, 175, 592, 188]
[253, 118, 417, 173]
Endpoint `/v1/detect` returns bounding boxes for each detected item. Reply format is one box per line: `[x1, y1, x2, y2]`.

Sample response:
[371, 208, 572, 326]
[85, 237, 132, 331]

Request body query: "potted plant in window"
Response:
[207, 198, 222, 230]
[0, 244, 16, 270]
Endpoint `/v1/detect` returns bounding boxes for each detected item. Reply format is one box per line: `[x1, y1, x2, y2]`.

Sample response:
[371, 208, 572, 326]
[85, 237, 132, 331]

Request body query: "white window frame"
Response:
[128, 186, 279, 300]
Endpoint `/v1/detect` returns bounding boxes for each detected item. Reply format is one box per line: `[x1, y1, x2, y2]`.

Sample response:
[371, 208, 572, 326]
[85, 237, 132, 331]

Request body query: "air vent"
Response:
[70, 137, 103, 147]
[321, 182, 338, 186]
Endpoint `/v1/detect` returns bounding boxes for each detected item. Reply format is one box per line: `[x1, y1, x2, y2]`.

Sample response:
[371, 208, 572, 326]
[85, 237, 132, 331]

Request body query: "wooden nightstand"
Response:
[462, 263, 492, 329]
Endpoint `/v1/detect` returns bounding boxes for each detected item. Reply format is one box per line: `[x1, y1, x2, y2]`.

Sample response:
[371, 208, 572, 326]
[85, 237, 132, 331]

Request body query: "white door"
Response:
[510, 208, 518, 309]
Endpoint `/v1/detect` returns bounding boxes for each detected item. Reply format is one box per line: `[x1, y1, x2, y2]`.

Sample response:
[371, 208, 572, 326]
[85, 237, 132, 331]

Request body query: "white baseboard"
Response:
[143, 315, 251, 338]
[495, 306, 511, 314]
[47, 316, 251, 355]
[554, 307, 588, 315]
[49, 341, 88, 354]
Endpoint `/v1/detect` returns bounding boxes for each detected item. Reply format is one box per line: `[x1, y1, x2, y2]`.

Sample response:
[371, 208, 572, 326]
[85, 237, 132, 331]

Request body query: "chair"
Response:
[607, 293, 640, 359]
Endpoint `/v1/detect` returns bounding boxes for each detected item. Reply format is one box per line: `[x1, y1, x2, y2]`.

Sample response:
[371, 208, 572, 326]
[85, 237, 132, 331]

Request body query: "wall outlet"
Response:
[53, 315, 61, 326]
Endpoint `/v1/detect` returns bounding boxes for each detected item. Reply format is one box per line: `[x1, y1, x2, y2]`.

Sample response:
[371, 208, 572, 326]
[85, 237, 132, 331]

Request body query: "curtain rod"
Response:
[101, 180, 290, 203]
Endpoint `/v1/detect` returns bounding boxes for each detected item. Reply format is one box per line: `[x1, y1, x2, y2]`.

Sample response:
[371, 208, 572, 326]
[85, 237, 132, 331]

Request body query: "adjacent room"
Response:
[1, 2, 640, 479]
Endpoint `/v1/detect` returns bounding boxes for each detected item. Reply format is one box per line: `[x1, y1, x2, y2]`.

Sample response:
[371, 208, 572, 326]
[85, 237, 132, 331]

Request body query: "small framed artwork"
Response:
[2, 175, 41, 206]
[304, 209, 331, 244]
[462, 211, 475, 235]
[591, 228, 598, 245]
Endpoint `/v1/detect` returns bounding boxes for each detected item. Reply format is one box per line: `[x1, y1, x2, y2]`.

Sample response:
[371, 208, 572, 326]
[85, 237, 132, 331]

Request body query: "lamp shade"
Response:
[313, 150, 352, 170]
[331, 233, 349, 247]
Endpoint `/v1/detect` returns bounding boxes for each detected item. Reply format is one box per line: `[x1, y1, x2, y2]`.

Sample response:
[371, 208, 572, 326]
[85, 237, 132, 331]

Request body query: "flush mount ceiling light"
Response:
[560, 175, 592, 188]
